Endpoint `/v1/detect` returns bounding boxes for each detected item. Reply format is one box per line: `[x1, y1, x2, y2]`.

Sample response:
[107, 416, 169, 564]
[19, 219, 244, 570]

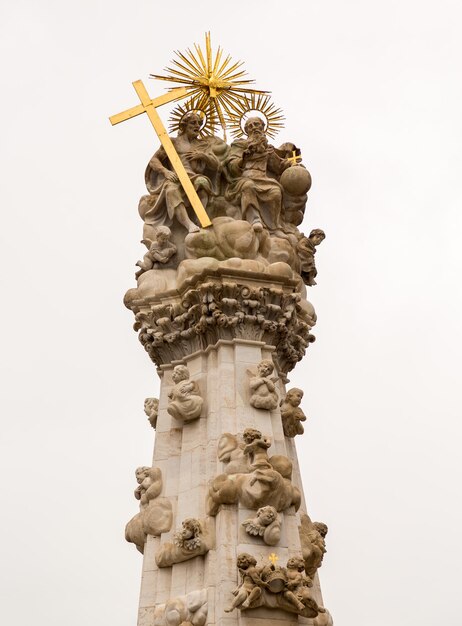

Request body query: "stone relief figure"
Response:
[207, 430, 301, 515]
[167, 364, 203, 423]
[225, 117, 293, 232]
[225, 553, 267, 612]
[135, 225, 177, 279]
[243, 428, 272, 471]
[280, 388, 307, 437]
[139, 112, 226, 235]
[225, 553, 326, 618]
[297, 228, 326, 286]
[249, 359, 279, 410]
[217, 432, 249, 474]
[299, 513, 328, 578]
[125, 466, 173, 553]
[153, 588, 207, 626]
[155, 518, 212, 568]
[242, 505, 281, 546]
[144, 397, 159, 429]
[284, 555, 326, 615]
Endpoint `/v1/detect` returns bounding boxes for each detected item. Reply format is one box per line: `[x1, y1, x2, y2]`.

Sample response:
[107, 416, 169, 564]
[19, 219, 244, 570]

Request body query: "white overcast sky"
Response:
[1, 1, 461, 625]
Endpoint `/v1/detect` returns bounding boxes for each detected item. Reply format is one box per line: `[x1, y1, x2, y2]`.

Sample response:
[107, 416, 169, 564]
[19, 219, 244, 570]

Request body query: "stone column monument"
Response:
[112, 34, 333, 626]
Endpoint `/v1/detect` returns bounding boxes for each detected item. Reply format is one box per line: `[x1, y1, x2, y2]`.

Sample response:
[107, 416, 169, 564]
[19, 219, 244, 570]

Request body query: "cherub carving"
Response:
[225, 553, 327, 617]
[299, 514, 328, 578]
[225, 553, 267, 612]
[135, 225, 177, 278]
[174, 518, 204, 551]
[296, 228, 325, 286]
[242, 505, 281, 546]
[155, 517, 211, 567]
[280, 388, 307, 437]
[134, 466, 162, 509]
[249, 359, 279, 410]
[167, 364, 203, 423]
[217, 433, 249, 474]
[242, 428, 272, 472]
[125, 466, 172, 553]
[144, 397, 159, 429]
[284, 556, 325, 615]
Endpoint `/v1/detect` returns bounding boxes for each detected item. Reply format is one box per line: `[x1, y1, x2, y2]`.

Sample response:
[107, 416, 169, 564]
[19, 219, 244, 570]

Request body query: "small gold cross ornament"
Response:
[287, 150, 302, 166]
[269, 552, 279, 566]
[109, 80, 212, 228]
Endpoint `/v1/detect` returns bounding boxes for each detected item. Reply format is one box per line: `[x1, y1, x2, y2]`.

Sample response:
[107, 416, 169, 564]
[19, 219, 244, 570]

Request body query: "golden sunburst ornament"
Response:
[225, 93, 285, 140]
[151, 32, 270, 138]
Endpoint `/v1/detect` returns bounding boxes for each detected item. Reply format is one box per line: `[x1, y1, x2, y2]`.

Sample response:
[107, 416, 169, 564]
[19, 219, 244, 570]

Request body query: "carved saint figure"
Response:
[280, 388, 307, 437]
[249, 359, 279, 410]
[144, 397, 159, 429]
[141, 112, 223, 234]
[297, 228, 326, 286]
[135, 225, 177, 278]
[225, 117, 292, 232]
[167, 364, 203, 422]
[225, 553, 267, 612]
[242, 505, 281, 546]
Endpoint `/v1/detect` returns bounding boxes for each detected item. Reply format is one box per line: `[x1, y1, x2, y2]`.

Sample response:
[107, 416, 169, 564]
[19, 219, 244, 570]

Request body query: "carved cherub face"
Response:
[135, 466, 150, 483]
[257, 359, 274, 377]
[237, 553, 257, 570]
[257, 506, 276, 525]
[314, 522, 328, 538]
[309, 229, 326, 246]
[287, 556, 305, 571]
[181, 518, 201, 539]
[144, 397, 158, 416]
[243, 428, 262, 444]
[172, 365, 189, 383]
[155, 226, 171, 243]
[287, 388, 303, 406]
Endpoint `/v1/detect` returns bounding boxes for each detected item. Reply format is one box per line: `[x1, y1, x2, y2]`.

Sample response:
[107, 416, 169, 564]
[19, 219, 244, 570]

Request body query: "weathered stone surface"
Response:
[126, 270, 315, 374]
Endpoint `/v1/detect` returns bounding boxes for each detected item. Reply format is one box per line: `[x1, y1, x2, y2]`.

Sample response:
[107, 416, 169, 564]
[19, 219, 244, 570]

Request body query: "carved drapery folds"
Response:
[128, 271, 315, 372]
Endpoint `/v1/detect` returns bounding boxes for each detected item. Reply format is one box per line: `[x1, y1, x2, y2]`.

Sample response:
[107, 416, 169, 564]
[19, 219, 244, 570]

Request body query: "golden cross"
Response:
[109, 80, 212, 228]
[268, 553, 279, 566]
[287, 150, 302, 166]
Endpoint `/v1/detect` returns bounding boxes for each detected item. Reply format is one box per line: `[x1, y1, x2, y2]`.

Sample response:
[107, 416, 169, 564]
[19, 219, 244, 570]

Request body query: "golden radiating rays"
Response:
[151, 32, 283, 140]
[168, 96, 220, 138]
[224, 94, 285, 140]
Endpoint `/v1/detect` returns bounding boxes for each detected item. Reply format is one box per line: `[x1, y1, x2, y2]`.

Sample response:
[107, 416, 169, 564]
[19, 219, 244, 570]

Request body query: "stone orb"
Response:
[280, 165, 312, 196]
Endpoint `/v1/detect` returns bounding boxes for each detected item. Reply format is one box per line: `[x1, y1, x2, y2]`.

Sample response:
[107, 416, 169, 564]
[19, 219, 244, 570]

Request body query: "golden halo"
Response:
[225, 94, 285, 140]
[169, 96, 220, 137]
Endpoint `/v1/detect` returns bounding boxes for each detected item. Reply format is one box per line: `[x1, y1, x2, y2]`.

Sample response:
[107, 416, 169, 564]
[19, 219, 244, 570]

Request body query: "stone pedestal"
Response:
[125, 271, 330, 626]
